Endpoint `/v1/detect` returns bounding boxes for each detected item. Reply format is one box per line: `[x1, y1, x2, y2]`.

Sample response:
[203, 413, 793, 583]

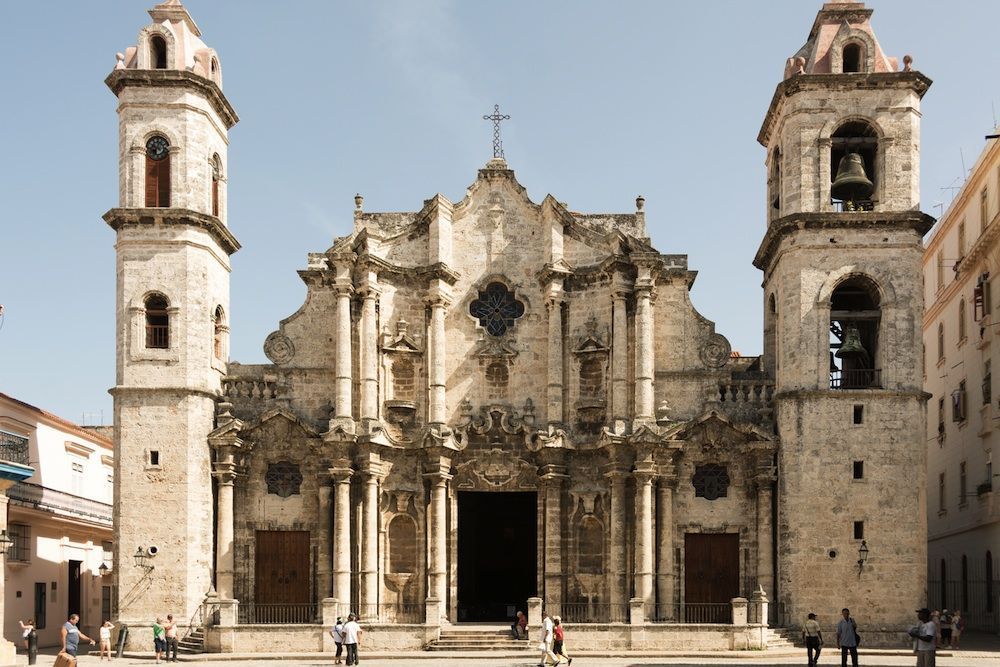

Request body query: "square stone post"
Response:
[731, 597, 749, 625]
[527, 597, 542, 638]
[321, 598, 339, 652]
[731, 597, 750, 650]
[750, 585, 769, 628]
[628, 598, 646, 649]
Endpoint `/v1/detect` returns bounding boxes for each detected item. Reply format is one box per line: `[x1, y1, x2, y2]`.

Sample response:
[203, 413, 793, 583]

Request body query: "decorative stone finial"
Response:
[794, 56, 806, 75]
[396, 318, 408, 335]
[115, 53, 126, 70]
[354, 193, 364, 211]
[636, 195, 645, 211]
[902, 54, 913, 72]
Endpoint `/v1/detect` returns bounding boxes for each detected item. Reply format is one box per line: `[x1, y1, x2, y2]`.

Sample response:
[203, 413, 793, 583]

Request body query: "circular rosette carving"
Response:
[263, 331, 295, 365]
[699, 333, 732, 369]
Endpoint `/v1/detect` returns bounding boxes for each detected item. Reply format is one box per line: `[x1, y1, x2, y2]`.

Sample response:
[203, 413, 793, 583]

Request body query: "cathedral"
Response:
[106, 1, 932, 652]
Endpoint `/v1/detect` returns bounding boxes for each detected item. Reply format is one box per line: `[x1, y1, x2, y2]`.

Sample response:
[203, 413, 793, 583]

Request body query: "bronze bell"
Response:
[835, 326, 869, 362]
[831, 152, 874, 202]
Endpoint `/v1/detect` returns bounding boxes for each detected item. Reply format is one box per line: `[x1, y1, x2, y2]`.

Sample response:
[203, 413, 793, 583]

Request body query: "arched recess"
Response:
[764, 292, 777, 375]
[210, 153, 223, 217]
[577, 515, 604, 574]
[387, 514, 418, 574]
[828, 274, 882, 389]
[145, 135, 171, 207]
[213, 305, 228, 360]
[829, 29, 877, 74]
[136, 25, 177, 70]
[144, 293, 170, 349]
[830, 119, 879, 210]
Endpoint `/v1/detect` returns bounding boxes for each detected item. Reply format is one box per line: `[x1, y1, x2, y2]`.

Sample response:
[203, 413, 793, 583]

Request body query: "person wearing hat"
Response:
[939, 609, 953, 648]
[803, 613, 823, 666]
[329, 616, 345, 665]
[908, 608, 937, 667]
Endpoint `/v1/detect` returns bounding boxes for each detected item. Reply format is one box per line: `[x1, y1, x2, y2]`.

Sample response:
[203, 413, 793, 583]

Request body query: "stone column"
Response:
[756, 470, 776, 605]
[611, 283, 629, 425]
[317, 479, 333, 599]
[426, 288, 451, 427]
[546, 289, 565, 425]
[331, 464, 354, 604]
[333, 280, 355, 430]
[359, 275, 381, 424]
[633, 469, 654, 614]
[424, 458, 452, 618]
[541, 469, 566, 609]
[212, 466, 237, 600]
[361, 464, 384, 614]
[656, 477, 676, 618]
[605, 468, 628, 611]
[633, 280, 655, 425]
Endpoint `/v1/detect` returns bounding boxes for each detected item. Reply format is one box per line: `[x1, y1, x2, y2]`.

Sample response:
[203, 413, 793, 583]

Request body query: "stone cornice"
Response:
[105, 69, 239, 129]
[757, 71, 932, 147]
[753, 211, 934, 272]
[773, 388, 930, 402]
[103, 207, 241, 256]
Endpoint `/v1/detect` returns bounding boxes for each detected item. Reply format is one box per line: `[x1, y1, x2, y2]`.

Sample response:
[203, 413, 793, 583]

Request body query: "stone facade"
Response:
[106, 0, 931, 650]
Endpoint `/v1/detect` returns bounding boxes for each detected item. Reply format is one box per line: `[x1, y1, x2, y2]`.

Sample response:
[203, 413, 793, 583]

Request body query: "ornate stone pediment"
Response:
[455, 400, 535, 449]
[453, 448, 537, 491]
[664, 410, 773, 454]
[382, 318, 422, 355]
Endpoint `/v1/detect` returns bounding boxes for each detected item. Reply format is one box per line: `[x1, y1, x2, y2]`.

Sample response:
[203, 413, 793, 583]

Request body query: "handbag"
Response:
[852, 619, 861, 646]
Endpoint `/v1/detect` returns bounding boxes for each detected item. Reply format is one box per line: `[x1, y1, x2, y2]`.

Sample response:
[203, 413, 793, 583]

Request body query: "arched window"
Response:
[387, 515, 417, 574]
[938, 323, 945, 361]
[150, 35, 167, 69]
[213, 306, 226, 360]
[211, 154, 222, 217]
[145, 136, 171, 207]
[145, 294, 169, 349]
[959, 299, 967, 342]
[577, 516, 604, 574]
[210, 58, 219, 76]
[831, 120, 878, 210]
[842, 42, 863, 73]
[470, 282, 525, 337]
[829, 276, 881, 389]
[770, 148, 782, 218]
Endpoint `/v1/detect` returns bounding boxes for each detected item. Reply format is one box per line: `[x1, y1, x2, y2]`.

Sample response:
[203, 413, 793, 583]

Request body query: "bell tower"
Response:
[103, 0, 239, 634]
[755, 3, 933, 630]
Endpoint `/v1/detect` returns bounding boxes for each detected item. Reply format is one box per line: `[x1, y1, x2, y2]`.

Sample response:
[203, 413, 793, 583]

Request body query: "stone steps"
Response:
[427, 628, 533, 651]
[178, 629, 204, 655]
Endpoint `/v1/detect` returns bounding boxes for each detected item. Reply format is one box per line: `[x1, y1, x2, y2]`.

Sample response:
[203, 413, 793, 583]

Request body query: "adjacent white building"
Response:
[0, 392, 114, 648]
[923, 134, 1000, 630]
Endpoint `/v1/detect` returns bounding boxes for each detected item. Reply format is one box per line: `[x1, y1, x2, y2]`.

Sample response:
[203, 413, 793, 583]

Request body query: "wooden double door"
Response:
[684, 533, 740, 623]
[255, 530, 310, 605]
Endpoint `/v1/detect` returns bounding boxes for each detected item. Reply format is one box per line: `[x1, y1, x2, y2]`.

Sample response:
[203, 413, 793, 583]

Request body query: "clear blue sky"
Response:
[1, 1, 998, 424]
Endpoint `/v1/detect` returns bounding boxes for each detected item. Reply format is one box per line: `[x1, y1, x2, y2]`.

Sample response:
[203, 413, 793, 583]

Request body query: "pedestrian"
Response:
[511, 611, 526, 639]
[163, 613, 179, 662]
[908, 607, 937, 667]
[537, 610, 558, 667]
[939, 609, 952, 648]
[18, 619, 34, 651]
[342, 613, 362, 666]
[952, 610, 965, 649]
[552, 616, 572, 665]
[835, 608, 859, 667]
[99, 621, 115, 660]
[61, 613, 96, 661]
[329, 616, 345, 665]
[153, 618, 166, 664]
[803, 612, 823, 666]
[930, 611, 941, 646]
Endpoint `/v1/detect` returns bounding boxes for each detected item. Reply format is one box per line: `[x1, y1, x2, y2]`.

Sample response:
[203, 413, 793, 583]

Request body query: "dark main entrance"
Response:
[457, 491, 536, 621]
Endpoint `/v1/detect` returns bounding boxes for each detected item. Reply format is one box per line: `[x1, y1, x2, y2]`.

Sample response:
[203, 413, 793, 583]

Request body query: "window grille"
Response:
[6, 523, 30, 562]
[692, 464, 730, 501]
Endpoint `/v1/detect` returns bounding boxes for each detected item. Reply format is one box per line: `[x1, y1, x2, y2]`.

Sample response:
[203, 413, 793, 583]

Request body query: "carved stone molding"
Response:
[263, 331, 295, 365]
[453, 448, 537, 491]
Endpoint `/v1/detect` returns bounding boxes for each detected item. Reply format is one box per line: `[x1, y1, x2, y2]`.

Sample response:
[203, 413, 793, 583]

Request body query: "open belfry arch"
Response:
[106, 1, 930, 652]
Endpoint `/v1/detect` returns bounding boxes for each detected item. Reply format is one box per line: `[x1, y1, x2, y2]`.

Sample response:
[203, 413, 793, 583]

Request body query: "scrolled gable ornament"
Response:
[699, 333, 732, 369]
[263, 331, 295, 365]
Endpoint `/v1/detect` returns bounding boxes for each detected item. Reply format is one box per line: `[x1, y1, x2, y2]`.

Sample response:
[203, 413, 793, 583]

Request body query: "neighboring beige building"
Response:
[0, 392, 114, 649]
[922, 133, 1000, 629]
[106, 1, 931, 652]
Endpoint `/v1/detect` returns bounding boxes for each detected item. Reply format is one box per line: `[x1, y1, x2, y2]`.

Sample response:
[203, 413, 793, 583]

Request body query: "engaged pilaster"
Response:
[656, 474, 677, 618]
[545, 286, 565, 426]
[633, 460, 655, 614]
[330, 462, 354, 604]
[633, 262, 657, 426]
[358, 269, 381, 426]
[208, 403, 243, 602]
[331, 255, 356, 432]
[360, 456, 387, 614]
[423, 456, 452, 618]
[755, 461, 777, 608]
[426, 286, 452, 428]
[610, 278, 630, 427]
[540, 465, 568, 609]
[604, 465, 629, 611]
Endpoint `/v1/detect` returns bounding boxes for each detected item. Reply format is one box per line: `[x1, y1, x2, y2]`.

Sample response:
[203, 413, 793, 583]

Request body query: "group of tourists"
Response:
[328, 614, 364, 665]
[537, 610, 572, 667]
[152, 614, 179, 663]
[802, 606, 968, 667]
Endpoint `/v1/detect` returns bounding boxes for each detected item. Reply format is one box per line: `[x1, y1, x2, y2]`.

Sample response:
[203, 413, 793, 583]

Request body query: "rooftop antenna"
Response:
[961, 148, 968, 181]
[932, 201, 944, 216]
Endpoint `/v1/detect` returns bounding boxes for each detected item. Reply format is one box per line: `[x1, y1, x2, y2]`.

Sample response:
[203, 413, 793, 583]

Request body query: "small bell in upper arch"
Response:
[831, 152, 874, 203]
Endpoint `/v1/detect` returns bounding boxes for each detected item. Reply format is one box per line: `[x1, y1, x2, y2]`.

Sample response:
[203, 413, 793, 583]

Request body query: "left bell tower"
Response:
[103, 0, 239, 637]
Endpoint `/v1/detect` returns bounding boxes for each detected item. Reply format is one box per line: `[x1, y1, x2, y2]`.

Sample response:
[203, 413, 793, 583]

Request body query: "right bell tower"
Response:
[754, 2, 934, 631]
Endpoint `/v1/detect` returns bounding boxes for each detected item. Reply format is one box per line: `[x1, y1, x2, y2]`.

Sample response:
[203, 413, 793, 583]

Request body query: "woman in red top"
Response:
[552, 617, 572, 665]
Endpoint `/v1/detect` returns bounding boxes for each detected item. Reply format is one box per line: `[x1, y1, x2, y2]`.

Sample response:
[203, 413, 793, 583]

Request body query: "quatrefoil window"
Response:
[469, 282, 525, 337]
[265, 461, 303, 498]
[692, 464, 730, 501]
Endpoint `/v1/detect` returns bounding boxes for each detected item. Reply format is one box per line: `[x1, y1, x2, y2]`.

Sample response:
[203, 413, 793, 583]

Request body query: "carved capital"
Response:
[423, 455, 453, 482]
[328, 460, 354, 483]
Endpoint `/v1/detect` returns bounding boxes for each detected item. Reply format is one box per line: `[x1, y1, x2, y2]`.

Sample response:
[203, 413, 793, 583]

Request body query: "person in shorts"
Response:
[61, 614, 96, 659]
[99, 621, 115, 660]
[552, 616, 572, 665]
[952, 610, 965, 649]
[329, 616, 345, 664]
[153, 618, 166, 664]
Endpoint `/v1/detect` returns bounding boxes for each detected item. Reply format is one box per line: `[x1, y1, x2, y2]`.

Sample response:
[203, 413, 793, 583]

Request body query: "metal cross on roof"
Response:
[482, 104, 511, 158]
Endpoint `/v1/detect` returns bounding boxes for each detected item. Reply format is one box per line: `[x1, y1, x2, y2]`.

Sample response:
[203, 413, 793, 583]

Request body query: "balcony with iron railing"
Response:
[145, 324, 169, 349]
[0, 431, 30, 466]
[829, 369, 882, 390]
[6, 481, 112, 525]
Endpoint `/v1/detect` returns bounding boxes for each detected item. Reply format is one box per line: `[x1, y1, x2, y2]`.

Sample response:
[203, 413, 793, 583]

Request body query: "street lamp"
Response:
[133, 547, 151, 570]
[0, 529, 12, 556]
[98, 562, 110, 576]
[857, 540, 869, 575]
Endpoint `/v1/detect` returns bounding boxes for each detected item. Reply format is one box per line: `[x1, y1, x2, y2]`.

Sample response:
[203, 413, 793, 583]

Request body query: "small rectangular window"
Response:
[853, 461, 864, 479]
[853, 521, 864, 540]
[853, 404, 864, 424]
[149, 450, 160, 467]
